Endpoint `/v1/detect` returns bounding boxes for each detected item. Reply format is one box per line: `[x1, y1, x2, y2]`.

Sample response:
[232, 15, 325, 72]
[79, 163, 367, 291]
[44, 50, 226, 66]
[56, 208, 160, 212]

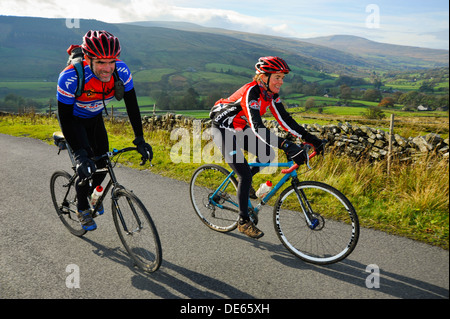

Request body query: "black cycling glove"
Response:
[133, 136, 153, 164]
[281, 140, 308, 165]
[74, 149, 96, 179]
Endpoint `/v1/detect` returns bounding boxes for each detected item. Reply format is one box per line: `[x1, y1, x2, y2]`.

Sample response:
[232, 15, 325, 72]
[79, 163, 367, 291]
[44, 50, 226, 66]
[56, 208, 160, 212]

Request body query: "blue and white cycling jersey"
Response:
[57, 60, 133, 118]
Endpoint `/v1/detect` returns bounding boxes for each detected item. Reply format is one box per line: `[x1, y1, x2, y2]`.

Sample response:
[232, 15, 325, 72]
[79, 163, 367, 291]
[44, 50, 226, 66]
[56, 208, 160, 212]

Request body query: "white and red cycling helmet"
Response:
[255, 56, 291, 74]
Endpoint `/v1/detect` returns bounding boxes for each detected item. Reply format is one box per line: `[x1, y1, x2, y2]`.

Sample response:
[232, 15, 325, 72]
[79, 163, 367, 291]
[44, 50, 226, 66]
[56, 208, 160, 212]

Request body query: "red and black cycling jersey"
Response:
[210, 80, 312, 148]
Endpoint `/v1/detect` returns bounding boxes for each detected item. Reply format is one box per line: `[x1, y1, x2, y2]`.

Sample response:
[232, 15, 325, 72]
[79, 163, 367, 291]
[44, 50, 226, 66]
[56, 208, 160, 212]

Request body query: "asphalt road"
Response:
[1, 133, 448, 305]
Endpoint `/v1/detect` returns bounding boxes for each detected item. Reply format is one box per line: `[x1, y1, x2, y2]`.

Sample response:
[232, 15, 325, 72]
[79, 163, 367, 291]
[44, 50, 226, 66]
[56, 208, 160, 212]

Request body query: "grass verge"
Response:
[1, 113, 448, 249]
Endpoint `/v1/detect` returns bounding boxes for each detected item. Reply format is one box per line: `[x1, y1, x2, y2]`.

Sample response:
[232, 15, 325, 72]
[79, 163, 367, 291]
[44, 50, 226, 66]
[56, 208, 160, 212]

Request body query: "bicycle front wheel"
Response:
[50, 170, 87, 237]
[273, 181, 359, 265]
[112, 188, 162, 273]
[190, 164, 240, 232]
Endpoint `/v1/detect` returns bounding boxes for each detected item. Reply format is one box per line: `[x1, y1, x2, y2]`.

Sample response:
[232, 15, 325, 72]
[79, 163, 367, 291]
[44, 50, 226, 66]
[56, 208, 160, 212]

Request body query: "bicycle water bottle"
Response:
[90, 185, 104, 208]
[256, 181, 272, 198]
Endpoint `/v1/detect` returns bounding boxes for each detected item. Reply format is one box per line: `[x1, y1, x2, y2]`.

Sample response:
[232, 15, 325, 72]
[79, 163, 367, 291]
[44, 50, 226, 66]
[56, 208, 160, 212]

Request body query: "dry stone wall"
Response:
[141, 113, 449, 162]
[3, 111, 445, 162]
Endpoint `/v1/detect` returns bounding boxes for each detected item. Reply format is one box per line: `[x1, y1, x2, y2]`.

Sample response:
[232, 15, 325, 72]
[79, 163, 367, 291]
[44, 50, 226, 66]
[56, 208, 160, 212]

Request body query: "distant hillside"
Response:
[0, 16, 338, 83]
[131, 21, 449, 71]
[300, 35, 449, 68]
[0, 16, 448, 106]
[1, 16, 448, 83]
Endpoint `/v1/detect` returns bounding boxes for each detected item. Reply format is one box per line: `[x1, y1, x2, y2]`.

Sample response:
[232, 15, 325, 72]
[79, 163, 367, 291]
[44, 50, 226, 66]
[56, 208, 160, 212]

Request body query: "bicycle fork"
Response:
[105, 164, 143, 236]
[113, 197, 143, 235]
[291, 177, 320, 230]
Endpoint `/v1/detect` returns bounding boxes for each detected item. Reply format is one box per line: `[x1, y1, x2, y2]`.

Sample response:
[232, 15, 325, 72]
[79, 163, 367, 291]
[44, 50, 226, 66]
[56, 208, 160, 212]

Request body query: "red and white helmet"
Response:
[255, 56, 291, 74]
[82, 30, 121, 59]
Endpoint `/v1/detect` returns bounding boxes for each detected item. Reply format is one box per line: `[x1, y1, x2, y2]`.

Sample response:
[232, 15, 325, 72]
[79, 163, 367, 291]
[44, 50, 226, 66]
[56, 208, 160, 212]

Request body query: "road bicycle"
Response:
[189, 143, 359, 265]
[50, 132, 162, 273]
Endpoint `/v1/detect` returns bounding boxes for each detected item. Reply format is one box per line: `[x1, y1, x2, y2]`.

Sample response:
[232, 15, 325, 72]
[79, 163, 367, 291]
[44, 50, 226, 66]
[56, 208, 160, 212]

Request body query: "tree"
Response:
[398, 91, 420, 107]
[155, 90, 172, 109]
[378, 97, 395, 108]
[419, 81, 435, 93]
[339, 84, 352, 105]
[304, 97, 315, 109]
[362, 89, 382, 102]
[181, 87, 201, 109]
[364, 106, 385, 120]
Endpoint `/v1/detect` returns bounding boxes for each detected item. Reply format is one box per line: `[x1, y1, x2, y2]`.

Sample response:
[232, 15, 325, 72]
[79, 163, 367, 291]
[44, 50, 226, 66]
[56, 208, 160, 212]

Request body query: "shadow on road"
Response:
[229, 231, 449, 299]
[81, 232, 448, 299]
[81, 236, 254, 298]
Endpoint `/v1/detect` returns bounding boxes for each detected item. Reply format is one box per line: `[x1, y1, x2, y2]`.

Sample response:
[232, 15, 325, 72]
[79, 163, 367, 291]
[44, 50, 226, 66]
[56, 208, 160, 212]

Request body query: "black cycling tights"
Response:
[74, 115, 109, 212]
[212, 125, 275, 221]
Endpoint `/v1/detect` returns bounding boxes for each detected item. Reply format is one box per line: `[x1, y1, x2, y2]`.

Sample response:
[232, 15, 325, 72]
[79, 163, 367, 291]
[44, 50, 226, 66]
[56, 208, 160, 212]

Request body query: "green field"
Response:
[0, 81, 56, 101]
[205, 63, 250, 74]
[132, 68, 177, 83]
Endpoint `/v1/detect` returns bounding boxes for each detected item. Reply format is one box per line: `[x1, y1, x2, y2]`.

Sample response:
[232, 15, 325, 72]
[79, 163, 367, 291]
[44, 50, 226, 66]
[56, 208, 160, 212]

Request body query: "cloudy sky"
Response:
[2, 0, 449, 49]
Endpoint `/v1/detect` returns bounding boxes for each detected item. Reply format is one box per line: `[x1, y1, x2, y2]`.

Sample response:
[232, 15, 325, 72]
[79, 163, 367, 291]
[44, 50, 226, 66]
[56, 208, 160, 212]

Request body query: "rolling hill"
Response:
[0, 15, 448, 105]
[130, 21, 449, 70]
[1, 16, 448, 81]
[300, 35, 449, 68]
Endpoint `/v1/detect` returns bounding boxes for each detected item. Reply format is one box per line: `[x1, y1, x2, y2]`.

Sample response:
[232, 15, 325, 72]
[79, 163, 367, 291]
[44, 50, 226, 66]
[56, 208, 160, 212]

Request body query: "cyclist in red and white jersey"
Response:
[57, 30, 152, 231]
[210, 56, 324, 239]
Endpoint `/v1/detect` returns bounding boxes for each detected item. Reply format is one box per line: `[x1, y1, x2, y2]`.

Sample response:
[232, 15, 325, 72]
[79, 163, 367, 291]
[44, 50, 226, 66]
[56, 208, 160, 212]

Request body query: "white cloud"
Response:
[1, 0, 448, 49]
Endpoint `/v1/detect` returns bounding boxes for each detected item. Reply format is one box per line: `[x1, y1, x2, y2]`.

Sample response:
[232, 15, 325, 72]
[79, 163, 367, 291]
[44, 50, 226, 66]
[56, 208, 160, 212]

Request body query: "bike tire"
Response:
[112, 188, 162, 273]
[273, 181, 359, 265]
[190, 164, 240, 232]
[50, 170, 87, 237]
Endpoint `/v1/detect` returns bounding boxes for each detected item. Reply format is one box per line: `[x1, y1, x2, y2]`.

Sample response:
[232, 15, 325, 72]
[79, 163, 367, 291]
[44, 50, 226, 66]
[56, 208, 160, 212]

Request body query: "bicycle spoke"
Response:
[274, 181, 359, 265]
[112, 189, 162, 273]
[50, 171, 87, 237]
[190, 165, 240, 232]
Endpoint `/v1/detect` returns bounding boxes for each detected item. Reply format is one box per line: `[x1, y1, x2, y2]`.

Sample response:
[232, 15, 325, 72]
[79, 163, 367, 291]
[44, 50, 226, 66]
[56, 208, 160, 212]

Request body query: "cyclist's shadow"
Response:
[79, 234, 447, 299]
[130, 260, 254, 299]
[226, 231, 448, 299]
[80, 236, 254, 299]
[80, 237, 136, 271]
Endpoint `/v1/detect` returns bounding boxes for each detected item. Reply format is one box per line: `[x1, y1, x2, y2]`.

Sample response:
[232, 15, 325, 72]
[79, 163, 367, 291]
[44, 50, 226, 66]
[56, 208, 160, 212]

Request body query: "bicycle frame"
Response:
[209, 155, 321, 229]
[62, 145, 143, 234]
[93, 149, 145, 235]
[210, 161, 297, 215]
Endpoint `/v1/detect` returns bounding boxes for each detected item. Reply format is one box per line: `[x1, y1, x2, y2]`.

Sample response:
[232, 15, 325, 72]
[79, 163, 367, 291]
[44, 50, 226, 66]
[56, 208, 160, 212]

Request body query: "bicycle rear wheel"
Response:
[190, 164, 240, 232]
[112, 188, 162, 273]
[50, 170, 87, 237]
[273, 181, 359, 265]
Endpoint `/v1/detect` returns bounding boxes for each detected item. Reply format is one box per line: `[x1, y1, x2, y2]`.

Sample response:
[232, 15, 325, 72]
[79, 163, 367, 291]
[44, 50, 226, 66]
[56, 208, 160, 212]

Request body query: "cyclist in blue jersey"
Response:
[57, 30, 152, 231]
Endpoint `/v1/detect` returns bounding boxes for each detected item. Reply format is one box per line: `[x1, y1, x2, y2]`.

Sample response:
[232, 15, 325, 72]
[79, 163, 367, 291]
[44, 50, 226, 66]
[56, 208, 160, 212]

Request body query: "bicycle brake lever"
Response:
[139, 158, 154, 167]
[303, 144, 313, 170]
[305, 155, 312, 170]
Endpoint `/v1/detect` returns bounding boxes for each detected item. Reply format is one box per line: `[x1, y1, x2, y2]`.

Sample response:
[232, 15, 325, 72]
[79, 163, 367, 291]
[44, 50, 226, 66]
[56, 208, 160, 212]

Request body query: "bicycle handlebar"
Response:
[78, 146, 149, 186]
[110, 147, 152, 167]
[281, 141, 324, 174]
